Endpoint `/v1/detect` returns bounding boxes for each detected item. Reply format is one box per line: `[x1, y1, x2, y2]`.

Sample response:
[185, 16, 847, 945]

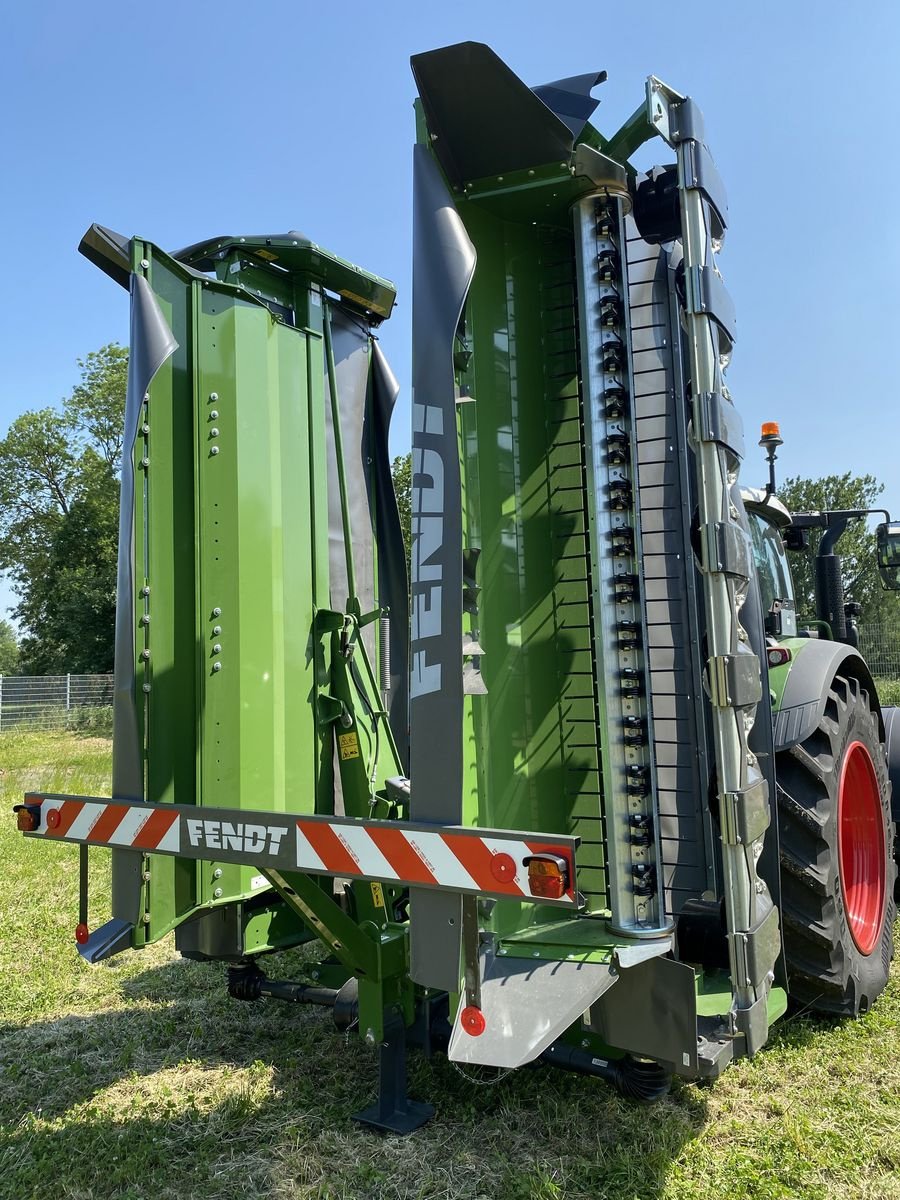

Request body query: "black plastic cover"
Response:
[411, 41, 577, 187]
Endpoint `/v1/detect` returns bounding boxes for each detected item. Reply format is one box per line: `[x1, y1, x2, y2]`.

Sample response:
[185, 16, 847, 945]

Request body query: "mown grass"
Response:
[1, 732, 899, 1199]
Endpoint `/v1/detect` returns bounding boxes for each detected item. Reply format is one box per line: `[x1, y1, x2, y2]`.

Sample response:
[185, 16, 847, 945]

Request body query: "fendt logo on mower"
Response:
[410, 397, 445, 698]
[185, 818, 288, 857]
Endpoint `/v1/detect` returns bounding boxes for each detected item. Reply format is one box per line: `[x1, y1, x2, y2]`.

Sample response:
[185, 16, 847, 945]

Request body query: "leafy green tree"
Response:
[64, 344, 128, 470]
[778, 473, 899, 622]
[391, 452, 411, 565]
[0, 345, 126, 674]
[0, 620, 19, 675]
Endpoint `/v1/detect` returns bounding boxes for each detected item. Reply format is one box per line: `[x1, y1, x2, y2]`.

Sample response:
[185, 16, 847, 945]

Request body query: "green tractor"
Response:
[743, 440, 900, 1013]
[15, 41, 900, 1129]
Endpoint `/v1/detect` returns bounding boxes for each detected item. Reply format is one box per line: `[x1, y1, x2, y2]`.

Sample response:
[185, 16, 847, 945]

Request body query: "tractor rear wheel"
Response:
[777, 672, 895, 1016]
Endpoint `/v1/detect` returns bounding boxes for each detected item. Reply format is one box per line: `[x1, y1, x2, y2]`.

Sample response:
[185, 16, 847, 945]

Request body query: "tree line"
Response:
[392, 453, 900, 628]
[0, 345, 124, 674]
[0, 353, 896, 677]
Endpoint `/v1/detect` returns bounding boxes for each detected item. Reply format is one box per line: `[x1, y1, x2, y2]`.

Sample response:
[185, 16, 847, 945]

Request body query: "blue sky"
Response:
[2, 0, 899, 622]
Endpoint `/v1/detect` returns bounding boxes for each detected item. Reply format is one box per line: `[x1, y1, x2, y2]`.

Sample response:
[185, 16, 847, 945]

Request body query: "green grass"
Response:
[876, 678, 900, 707]
[1, 732, 900, 1200]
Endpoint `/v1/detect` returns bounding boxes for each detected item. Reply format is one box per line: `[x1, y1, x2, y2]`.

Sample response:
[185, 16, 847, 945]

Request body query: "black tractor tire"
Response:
[777, 672, 895, 1016]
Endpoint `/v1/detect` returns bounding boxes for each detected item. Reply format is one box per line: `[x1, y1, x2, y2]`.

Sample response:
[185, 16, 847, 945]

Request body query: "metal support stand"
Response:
[352, 1017, 434, 1135]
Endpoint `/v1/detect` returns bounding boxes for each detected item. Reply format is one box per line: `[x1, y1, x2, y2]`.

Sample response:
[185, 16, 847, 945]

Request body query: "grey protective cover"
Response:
[323, 310, 410, 768]
[370, 343, 410, 764]
[325, 310, 376, 621]
[448, 948, 617, 1069]
[532, 71, 605, 139]
[112, 272, 178, 922]
[408, 145, 476, 991]
[410, 42, 575, 188]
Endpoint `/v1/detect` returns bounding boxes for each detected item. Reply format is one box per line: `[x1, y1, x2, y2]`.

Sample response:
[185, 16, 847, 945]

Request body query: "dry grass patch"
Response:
[1, 731, 899, 1199]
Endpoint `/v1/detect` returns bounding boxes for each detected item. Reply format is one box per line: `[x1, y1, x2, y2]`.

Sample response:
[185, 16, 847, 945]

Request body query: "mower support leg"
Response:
[352, 1016, 434, 1134]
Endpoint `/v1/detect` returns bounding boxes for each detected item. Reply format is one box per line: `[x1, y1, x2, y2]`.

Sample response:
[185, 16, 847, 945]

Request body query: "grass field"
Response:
[1, 732, 899, 1200]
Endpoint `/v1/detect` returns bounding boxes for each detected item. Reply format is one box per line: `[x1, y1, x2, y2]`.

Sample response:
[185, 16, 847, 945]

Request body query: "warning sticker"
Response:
[338, 731, 360, 760]
[254, 248, 279, 261]
[370, 881, 385, 909]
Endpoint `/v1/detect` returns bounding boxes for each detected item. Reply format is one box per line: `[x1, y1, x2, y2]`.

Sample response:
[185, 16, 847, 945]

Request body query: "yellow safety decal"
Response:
[338, 731, 360, 760]
[254, 248, 279, 261]
[340, 287, 390, 317]
[370, 881, 386, 909]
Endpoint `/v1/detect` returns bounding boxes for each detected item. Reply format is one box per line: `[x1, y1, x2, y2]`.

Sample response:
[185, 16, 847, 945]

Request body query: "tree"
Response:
[391, 452, 411, 565]
[64, 344, 128, 470]
[778, 472, 900, 625]
[0, 620, 19, 675]
[0, 345, 126, 674]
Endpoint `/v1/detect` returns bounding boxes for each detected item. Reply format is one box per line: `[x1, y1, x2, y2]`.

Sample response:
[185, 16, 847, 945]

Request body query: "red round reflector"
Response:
[490, 852, 516, 883]
[46, 808, 61, 830]
[75, 923, 90, 945]
[461, 1006, 486, 1037]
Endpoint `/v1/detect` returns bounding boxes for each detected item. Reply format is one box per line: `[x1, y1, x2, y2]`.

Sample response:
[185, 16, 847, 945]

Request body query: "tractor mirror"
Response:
[876, 523, 900, 589]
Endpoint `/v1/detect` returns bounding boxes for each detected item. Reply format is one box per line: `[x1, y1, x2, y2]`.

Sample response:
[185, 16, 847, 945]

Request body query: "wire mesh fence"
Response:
[857, 625, 900, 682]
[0, 674, 114, 733]
[0, 626, 896, 738]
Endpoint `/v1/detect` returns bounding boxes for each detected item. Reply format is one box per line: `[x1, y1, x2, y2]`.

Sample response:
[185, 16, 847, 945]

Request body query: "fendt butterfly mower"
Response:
[16, 43, 900, 1131]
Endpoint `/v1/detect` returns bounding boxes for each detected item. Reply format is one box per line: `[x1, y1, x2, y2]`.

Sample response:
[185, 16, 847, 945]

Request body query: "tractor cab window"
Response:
[747, 511, 797, 637]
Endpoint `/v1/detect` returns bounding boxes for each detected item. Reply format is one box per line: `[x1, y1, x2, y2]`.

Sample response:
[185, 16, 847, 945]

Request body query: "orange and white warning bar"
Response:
[295, 820, 561, 900]
[17, 793, 580, 907]
[37, 797, 181, 852]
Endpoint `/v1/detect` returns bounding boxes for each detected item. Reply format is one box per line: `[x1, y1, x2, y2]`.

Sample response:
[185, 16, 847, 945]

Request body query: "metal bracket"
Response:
[719, 778, 771, 846]
[696, 391, 745, 461]
[644, 76, 686, 147]
[314, 609, 344, 635]
[686, 265, 736, 344]
[669, 97, 706, 145]
[572, 144, 631, 208]
[703, 522, 751, 580]
[744, 906, 781, 991]
[317, 693, 347, 726]
[461, 895, 481, 1012]
[708, 653, 763, 708]
[683, 141, 728, 236]
[76, 917, 134, 964]
[734, 992, 770, 1057]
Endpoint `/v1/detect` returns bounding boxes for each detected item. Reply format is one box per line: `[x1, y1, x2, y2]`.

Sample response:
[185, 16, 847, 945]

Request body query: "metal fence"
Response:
[857, 625, 900, 681]
[0, 674, 114, 732]
[0, 627, 896, 736]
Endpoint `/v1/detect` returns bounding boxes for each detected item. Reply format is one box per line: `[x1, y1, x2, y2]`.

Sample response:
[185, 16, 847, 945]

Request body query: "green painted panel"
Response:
[122, 244, 399, 947]
[454, 197, 608, 941]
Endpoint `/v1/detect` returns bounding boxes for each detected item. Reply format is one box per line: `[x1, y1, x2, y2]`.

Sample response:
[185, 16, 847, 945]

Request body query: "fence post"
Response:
[66, 673, 71, 711]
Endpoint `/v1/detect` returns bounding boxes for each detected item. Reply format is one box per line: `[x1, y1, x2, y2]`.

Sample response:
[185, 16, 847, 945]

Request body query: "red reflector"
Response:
[46, 807, 62, 830]
[489, 852, 516, 883]
[461, 1006, 486, 1037]
[767, 647, 792, 668]
[16, 808, 39, 832]
[75, 924, 90, 945]
[525, 852, 570, 900]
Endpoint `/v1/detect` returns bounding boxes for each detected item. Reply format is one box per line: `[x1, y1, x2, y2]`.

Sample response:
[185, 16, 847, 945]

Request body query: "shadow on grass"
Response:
[0, 957, 710, 1200]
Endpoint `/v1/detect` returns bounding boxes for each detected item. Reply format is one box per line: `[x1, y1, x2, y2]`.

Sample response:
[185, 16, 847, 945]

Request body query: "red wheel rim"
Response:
[838, 740, 885, 955]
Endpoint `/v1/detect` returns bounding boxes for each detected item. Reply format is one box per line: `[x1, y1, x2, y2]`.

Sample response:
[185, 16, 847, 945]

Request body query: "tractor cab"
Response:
[741, 488, 797, 639]
[876, 522, 900, 590]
